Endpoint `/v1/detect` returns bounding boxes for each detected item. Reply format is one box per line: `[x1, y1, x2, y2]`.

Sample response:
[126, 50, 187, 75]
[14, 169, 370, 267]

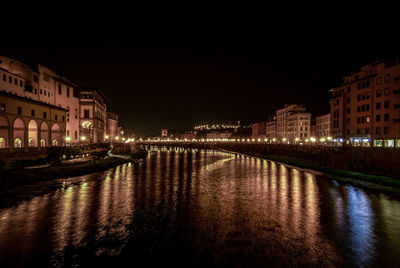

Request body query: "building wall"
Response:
[330, 60, 400, 147]
[286, 112, 311, 140]
[316, 113, 331, 138]
[276, 104, 308, 140]
[251, 122, 266, 138]
[266, 121, 277, 138]
[0, 91, 66, 150]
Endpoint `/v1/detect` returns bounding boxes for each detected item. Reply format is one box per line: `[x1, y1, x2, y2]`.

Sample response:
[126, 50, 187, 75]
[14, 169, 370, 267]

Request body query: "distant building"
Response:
[206, 131, 231, 140]
[316, 113, 330, 138]
[251, 122, 266, 138]
[266, 119, 277, 139]
[330, 59, 400, 147]
[161, 129, 168, 137]
[106, 112, 119, 140]
[276, 104, 310, 141]
[286, 112, 311, 141]
[180, 133, 196, 140]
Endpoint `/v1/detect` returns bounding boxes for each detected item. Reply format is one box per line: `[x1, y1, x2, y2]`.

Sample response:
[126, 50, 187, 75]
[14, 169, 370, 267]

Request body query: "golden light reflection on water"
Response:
[0, 149, 400, 267]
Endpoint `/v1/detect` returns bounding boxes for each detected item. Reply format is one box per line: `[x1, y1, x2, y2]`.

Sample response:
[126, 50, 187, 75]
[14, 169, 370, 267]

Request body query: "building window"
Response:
[75, 131, 78, 139]
[0, 103, 5, 112]
[58, 84, 62, 95]
[393, 89, 400, 95]
[366, 80, 370, 87]
[9, 76, 12, 83]
[43, 112, 47, 119]
[67, 87, 70, 97]
[75, 109, 78, 119]
[31, 110, 35, 117]
[366, 104, 370, 111]
[33, 75, 38, 82]
[14, 78, 17, 85]
[366, 116, 370, 123]
[2, 74, 6, 81]
[376, 127, 381, 134]
[347, 108, 350, 114]
[84, 109, 90, 118]
[384, 88, 390, 95]
[384, 127, 390, 134]
[357, 94, 361, 101]
[55, 114, 58, 121]
[384, 74, 390, 82]
[44, 90, 47, 96]
[384, 101, 390, 109]
[377, 77, 382, 85]
[347, 98, 351, 104]
[40, 89, 43, 95]
[17, 107, 22, 115]
[384, 113, 389, 121]
[48, 92, 50, 97]
[20, 80, 23, 87]
[376, 90, 382, 97]
[376, 102, 381, 110]
[376, 115, 381, 122]
[62, 116, 65, 122]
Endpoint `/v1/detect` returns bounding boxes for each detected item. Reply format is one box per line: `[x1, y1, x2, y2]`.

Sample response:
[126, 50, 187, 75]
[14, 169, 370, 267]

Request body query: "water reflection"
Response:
[0, 148, 399, 266]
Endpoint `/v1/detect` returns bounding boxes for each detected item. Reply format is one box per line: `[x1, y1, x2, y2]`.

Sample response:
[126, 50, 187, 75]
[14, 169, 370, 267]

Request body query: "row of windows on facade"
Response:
[351, 126, 392, 135]
[66, 130, 78, 139]
[342, 73, 392, 90]
[333, 83, 400, 100]
[0, 103, 65, 121]
[2, 73, 24, 87]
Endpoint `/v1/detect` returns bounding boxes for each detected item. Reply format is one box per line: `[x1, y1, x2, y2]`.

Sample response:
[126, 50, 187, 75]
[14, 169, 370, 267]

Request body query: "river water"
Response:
[0, 148, 399, 267]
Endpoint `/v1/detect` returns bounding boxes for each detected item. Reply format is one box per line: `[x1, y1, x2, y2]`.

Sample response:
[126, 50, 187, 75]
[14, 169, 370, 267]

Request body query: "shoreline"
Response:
[0, 156, 139, 194]
[217, 148, 400, 194]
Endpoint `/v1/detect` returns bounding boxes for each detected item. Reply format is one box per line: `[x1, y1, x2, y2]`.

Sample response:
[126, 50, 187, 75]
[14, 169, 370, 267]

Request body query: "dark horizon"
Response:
[2, 12, 400, 136]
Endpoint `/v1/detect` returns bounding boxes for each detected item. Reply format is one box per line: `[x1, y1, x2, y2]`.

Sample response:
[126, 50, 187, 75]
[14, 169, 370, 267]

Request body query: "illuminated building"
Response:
[1, 55, 80, 144]
[106, 112, 119, 140]
[266, 119, 277, 139]
[251, 122, 266, 139]
[276, 104, 311, 141]
[79, 88, 107, 143]
[0, 90, 66, 150]
[316, 113, 330, 138]
[330, 59, 400, 147]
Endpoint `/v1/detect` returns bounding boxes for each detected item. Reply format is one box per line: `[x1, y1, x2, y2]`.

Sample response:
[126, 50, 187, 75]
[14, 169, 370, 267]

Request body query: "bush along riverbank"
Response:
[0, 149, 148, 193]
[218, 148, 400, 193]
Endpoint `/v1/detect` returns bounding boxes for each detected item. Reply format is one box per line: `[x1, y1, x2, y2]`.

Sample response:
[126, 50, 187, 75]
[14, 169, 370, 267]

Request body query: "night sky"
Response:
[1, 11, 400, 136]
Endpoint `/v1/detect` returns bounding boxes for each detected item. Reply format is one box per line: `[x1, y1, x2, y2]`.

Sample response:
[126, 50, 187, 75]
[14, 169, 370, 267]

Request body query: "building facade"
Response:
[79, 88, 108, 143]
[286, 112, 311, 141]
[266, 120, 277, 139]
[251, 122, 266, 138]
[106, 112, 119, 140]
[0, 91, 66, 150]
[276, 104, 307, 139]
[316, 113, 331, 138]
[330, 60, 400, 147]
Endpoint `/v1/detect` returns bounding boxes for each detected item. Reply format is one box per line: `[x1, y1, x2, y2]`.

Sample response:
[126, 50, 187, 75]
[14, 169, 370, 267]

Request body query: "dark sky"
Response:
[2, 10, 400, 136]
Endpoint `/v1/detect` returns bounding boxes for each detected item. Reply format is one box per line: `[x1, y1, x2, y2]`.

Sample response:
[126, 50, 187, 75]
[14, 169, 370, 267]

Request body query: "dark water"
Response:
[0, 148, 400, 267]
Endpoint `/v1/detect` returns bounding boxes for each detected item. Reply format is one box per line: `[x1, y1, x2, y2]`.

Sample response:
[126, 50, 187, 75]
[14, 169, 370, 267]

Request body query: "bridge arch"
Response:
[28, 120, 38, 147]
[0, 116, 8, 148]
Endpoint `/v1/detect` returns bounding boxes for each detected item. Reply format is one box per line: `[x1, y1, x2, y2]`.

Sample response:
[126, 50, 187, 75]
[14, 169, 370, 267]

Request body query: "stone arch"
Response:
[40, 122, 49, 147]
[13, 118, 25, 148]
[28, 120, 38, 147]
[51, 123, 61, 146]
[0, 116, 8, 148]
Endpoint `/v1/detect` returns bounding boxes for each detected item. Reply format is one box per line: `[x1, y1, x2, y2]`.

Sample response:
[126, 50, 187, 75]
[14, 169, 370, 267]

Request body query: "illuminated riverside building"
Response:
[106, 112, 119, 140]
[330, 60, 400, 147]
[1, 55, 80, 144]
[316, 113, 331, 138]
[266, 120, 277, 139]
[276, 104, 311, 142]
[79, 88, 108, 143]
[0, 90, 66, 150]
[251, 121, 266, 138]
[1, 55, 119, 146]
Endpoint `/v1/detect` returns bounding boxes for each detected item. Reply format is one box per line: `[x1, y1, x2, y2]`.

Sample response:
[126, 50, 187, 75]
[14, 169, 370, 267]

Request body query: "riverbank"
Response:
[218, 149, 400, 194]
[0, 155, 138, 193]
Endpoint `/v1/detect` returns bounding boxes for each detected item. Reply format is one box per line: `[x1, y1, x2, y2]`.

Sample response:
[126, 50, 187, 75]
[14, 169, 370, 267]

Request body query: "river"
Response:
[0, 148, 399, 267]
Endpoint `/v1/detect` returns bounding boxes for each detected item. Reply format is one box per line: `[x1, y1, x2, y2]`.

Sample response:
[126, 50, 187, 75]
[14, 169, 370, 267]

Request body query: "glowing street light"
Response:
[80, 136, 86, 141]
[65, 136, 71, 142]
[310, 137, 316, 143]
